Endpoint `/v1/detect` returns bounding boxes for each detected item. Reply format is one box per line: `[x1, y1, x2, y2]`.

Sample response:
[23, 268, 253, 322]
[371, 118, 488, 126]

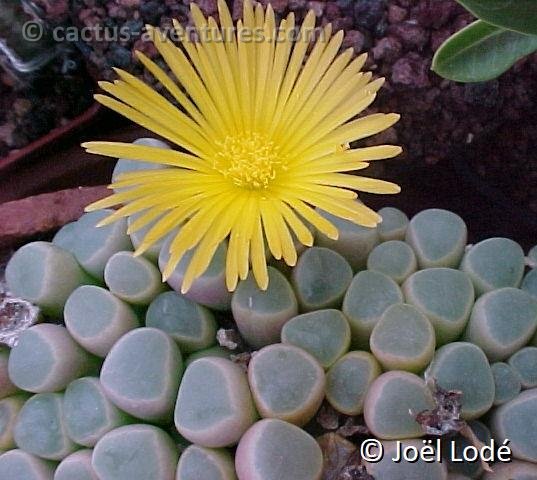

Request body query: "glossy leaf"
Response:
[432, 20, 537, 82]
[458, 0, 537, 35]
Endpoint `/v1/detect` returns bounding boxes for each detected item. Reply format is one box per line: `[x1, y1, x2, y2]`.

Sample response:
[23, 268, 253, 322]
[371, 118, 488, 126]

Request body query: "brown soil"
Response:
[68, 0, 537, 218]
[2, 0, 535, 246]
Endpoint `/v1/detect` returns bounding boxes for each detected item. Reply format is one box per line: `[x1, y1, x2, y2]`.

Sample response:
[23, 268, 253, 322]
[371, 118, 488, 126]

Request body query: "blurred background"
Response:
[0, 0, 536, 250]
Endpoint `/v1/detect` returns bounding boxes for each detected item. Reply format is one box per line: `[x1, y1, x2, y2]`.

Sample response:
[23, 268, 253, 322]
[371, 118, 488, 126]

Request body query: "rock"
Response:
[388, 5, 407, 24]
[392, 52, 431, 88]
[342, 30, 365, 52]
[0, 186, 110, 247]
[389, 22, 429, 50]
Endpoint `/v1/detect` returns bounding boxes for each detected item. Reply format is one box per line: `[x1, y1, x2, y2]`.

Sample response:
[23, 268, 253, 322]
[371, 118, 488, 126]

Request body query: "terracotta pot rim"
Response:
[0, 103, 101, 171]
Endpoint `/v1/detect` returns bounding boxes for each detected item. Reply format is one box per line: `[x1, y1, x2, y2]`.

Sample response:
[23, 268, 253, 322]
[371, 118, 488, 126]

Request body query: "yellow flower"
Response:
[84, 0, 401, 293]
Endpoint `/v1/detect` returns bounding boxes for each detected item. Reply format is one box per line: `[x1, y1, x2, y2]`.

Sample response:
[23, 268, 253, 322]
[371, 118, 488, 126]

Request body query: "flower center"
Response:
[214, 132, 284, 189]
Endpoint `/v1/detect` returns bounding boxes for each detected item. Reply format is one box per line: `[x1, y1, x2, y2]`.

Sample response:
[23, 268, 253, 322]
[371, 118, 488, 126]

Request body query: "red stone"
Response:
[0, 186, 110, 249]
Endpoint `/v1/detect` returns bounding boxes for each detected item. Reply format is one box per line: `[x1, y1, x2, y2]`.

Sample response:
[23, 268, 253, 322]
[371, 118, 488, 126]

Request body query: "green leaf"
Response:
[432, 20, 537, 82]
[457, 0, 537, 35]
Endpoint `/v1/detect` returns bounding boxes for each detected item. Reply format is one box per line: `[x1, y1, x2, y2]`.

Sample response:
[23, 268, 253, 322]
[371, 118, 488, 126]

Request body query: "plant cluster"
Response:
[1, 188, 536, 479]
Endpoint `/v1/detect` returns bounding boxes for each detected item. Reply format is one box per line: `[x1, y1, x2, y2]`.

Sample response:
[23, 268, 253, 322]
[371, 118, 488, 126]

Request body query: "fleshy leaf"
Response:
[457, 0, 537, 35]
[432, 20, 537, 82]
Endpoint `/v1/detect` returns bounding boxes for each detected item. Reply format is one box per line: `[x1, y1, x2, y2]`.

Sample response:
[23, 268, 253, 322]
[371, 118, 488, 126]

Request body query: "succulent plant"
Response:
[235, 419, 323, 480]
[100, 328, 183, 423]
[367, 240, 417, 285]
[281, 309, 350, 369]
[159, 238, 232, 311]
[370, 303, 435, 373]
[0, 348, 18, 399]
[64, 285, 139, 358]
[490, 389, 537, 463]
[104, 251, 166, 305]
[508, 347, 537, 389]
[376, 207, 409, 242]
[342, 270, 403, 349]
[464, 288, 537, 361]
[291, 247, 353, 312]
[363, 371, 435, 439]
[325, 351, 381, 416]
[146, 291, 217, 354]
[232, 267, 298, 349]
[425, 342, 495, 419]
[403, 268, 475, 345]
[461, 238, 526, 296]
[491, 362, 522, 406]
[176, 445, 236, 480]
[92, 424, 178, 480]
[0, 449, 56, 480]
[174, 357, 257, 448]
[405, 209, 467, 269]
[63, 377, 133, 447]
[0, 395, 26, 450]
[5, 242, 93, 317]
[54, 449, 99, 480]
[248, 344, 325, 427]
[54, 210, 133, 281]
[366, 440, 449, 479]
[8, 324, 98, 393]
[4, 196, 537, 479]
[13, 392, 77, 460]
